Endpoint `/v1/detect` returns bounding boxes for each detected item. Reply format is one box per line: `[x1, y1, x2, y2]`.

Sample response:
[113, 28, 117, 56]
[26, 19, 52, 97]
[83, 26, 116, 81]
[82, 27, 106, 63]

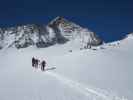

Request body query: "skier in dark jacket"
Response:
[32, 57, 39, 68]
[32, 57, 36, 67]
[41, 60, 46, 71]
[35, 59, 39, 68]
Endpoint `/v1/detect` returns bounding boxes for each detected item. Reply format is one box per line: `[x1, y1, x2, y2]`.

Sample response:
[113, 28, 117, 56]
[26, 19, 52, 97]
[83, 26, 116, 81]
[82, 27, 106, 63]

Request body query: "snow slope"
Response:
[0, 34, 133, 100]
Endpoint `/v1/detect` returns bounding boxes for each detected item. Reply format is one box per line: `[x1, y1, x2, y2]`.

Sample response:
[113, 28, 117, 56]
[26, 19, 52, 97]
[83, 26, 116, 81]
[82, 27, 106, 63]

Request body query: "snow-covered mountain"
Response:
[0, 17, 102, 49]
[0, 16, 132, 100]
[48, 17, 102, 45]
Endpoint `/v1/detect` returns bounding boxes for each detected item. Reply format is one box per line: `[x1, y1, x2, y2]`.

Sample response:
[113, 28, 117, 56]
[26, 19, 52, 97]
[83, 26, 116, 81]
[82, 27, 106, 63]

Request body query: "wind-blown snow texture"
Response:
[0, 33, 133, 100]
[0, 17, 102, 49]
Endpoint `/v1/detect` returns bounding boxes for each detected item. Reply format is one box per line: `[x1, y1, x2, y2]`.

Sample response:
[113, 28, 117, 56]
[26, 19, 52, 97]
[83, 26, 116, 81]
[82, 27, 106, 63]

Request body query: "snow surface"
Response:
[0, 35, 133, 100]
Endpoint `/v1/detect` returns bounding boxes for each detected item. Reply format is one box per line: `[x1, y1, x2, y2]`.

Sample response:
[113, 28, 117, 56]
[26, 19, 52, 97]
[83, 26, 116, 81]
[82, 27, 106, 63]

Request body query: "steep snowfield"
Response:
[0, 35, 133, 100]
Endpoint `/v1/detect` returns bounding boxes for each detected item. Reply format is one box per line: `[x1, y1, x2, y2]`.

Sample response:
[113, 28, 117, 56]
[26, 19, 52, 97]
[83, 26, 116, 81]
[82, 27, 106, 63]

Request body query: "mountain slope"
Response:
[0, 17, 103, 49]
[0, 33, 132, 100]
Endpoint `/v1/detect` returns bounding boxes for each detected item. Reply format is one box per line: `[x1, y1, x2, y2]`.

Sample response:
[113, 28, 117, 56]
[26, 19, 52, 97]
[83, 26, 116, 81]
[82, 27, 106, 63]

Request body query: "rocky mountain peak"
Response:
[49, 16, 67, 27]
[0, 17, 103, 49]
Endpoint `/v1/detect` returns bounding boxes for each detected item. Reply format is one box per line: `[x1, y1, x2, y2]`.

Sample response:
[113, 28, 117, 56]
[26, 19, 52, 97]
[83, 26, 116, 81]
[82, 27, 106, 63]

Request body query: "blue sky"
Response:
[0, 0, 133, 42]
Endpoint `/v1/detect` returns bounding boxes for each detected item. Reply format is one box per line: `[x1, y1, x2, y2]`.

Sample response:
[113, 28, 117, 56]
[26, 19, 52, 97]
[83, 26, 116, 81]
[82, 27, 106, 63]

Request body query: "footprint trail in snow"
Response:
[45, 71, 127, 100]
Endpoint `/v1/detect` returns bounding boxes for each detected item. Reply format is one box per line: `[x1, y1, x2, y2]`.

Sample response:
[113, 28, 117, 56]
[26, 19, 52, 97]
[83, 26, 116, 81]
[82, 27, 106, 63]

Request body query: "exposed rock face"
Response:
[49, 17, 102, 46]
[0, 17, 103, 49]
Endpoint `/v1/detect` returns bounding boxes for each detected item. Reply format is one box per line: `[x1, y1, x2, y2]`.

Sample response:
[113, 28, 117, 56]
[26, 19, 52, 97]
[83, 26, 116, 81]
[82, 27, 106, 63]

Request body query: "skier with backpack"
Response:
[41, 60, 46, 71]
[32, 57, 39, 68]
[35, 59, 39, 68]
[32, 57, 36, 67]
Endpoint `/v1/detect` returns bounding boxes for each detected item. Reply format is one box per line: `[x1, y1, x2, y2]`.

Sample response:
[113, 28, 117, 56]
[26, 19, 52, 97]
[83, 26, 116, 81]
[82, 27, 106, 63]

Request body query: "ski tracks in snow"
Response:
[45, 71, 127, 100]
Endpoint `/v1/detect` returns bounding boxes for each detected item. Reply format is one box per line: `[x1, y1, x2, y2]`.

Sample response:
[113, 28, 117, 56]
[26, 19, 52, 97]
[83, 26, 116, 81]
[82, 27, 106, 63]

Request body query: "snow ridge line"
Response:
[46, 72, 126, 100]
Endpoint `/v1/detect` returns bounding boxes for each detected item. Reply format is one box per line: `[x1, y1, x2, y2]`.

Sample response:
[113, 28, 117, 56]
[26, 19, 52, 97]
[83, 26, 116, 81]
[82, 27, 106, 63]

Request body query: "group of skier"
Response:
[32, 57, 46, 71]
